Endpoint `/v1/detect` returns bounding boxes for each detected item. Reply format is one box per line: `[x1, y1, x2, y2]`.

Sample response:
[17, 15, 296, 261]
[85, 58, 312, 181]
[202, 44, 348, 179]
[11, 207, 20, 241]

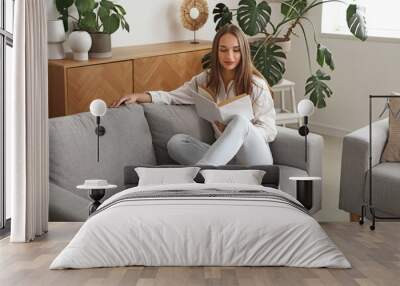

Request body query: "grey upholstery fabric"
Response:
[339, 119, 389, 215]
[124, 165, 280, 189]
[49, 105, 157, 221]
[142, 104, 215, 164]
[49, 104, 324, 221]
[367, 163, 400, 216]
[277, 164, 308, 196]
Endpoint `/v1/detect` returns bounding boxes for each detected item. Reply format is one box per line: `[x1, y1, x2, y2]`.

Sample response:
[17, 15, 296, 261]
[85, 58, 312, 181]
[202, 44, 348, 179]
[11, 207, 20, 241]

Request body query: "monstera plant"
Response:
[205, 0, 367, 108]
[56, 0, 129, 34]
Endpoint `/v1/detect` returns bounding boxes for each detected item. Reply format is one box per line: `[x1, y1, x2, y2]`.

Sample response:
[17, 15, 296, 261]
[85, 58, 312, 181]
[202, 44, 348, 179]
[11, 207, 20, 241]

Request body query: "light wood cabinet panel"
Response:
[48, 41, 211, 117]
[67, 61, 133, 115]
[133, 50, 209, 93]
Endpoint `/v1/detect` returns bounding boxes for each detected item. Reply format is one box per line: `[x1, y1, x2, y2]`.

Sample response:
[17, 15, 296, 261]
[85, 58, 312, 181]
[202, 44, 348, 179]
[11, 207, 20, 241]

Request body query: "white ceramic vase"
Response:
[68, 31, 92, 61]
[47, 19, 66, 60]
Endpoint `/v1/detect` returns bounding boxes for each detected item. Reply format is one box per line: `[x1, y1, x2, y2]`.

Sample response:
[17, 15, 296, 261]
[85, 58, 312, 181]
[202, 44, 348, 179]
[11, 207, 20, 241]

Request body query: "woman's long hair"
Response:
[207, 24, 267, 99]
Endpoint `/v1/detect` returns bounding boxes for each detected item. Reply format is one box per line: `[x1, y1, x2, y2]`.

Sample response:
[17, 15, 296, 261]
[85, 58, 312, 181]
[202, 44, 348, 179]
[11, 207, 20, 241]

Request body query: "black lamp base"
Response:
[95, 125, 106, 136]
[296, 180, 313, 210]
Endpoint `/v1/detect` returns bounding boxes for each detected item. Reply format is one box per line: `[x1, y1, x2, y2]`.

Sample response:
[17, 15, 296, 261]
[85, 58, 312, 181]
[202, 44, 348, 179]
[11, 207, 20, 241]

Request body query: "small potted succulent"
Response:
[56, 0, 130, 58]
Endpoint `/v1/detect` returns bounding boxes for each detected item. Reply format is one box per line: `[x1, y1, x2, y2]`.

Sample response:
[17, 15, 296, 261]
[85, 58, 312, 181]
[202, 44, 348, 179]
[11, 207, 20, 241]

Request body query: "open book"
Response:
[194, 85, 254, 124]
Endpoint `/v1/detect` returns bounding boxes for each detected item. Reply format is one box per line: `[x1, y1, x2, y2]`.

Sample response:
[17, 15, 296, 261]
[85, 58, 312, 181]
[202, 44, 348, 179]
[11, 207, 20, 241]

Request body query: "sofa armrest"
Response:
[339, 119, 388, 214]
[270, 126, 324, 176]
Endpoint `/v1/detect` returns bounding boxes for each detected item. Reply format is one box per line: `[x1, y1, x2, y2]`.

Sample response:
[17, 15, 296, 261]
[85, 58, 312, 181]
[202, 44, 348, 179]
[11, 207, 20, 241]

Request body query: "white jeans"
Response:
[167, 115, 274, 166]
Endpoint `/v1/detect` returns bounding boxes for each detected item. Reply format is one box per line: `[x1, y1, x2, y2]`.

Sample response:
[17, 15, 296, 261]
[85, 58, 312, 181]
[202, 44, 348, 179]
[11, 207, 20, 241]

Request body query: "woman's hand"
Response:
[110, 94, 138, 108]
[215, 121, 226, 133]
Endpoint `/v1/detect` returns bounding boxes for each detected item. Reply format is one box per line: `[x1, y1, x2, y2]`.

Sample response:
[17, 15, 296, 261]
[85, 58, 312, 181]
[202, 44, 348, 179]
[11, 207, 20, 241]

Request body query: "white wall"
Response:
[284, 5, 399, 135]
[47, 0, 238, 46]
[47, 1, 399, 134]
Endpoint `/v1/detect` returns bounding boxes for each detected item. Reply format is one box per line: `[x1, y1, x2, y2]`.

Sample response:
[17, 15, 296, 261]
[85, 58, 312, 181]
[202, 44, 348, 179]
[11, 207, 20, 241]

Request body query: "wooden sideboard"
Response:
[48, 40, 212, 117]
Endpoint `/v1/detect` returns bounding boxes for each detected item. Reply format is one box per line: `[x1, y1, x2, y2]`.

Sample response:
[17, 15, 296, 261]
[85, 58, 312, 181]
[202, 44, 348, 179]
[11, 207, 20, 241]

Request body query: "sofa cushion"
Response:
[366, 162, 400, 215]
[49, 104, 157, 205]
[381, 97, 400, 162]
[142, 104, 215, 164]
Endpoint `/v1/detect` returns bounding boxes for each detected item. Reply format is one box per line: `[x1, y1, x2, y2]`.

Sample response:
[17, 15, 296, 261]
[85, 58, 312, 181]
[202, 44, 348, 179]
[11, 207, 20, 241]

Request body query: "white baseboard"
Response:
[308, 122, 351, 138]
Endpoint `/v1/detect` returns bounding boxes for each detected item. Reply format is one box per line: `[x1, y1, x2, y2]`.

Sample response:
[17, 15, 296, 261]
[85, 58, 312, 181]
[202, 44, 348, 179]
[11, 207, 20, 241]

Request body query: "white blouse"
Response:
[149, 71, 277, 143]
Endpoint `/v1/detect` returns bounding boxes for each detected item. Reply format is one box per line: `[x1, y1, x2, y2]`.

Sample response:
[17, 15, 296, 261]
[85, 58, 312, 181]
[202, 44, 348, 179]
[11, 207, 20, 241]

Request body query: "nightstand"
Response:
[77, 180, 117, 215]
[289, 176, 321, 210]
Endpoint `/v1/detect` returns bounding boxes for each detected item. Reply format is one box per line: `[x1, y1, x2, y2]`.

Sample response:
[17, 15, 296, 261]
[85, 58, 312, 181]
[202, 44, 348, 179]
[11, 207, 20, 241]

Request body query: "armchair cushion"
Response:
[382, 98, 400, 162]
[339, 119, 388, 215]
[367, 162, 400, 216]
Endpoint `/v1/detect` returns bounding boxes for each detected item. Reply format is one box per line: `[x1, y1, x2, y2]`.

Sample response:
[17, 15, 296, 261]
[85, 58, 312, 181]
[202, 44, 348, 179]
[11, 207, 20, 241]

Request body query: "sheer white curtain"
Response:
[7, 0, 49, 242]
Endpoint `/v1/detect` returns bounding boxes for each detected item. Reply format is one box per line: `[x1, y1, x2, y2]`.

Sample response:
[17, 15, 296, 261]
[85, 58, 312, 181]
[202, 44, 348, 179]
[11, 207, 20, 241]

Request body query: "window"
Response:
[322, 0, 400, 40]
[1, 0, 14, 230]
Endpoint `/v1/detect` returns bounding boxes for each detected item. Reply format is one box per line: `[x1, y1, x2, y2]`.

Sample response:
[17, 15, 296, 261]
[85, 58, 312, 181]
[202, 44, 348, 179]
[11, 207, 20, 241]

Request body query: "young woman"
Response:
[110, 24, 277, 165]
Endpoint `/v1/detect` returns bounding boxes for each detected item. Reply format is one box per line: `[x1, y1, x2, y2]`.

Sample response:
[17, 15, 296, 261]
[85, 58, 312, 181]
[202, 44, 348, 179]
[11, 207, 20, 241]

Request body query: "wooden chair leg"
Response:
[350, 213, 361, 222]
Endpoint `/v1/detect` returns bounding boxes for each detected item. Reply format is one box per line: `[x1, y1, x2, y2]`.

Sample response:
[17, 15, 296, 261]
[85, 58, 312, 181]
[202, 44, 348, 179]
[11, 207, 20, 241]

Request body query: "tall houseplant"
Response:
[55, 0, 130, 58]
[205, 0, 367, 108]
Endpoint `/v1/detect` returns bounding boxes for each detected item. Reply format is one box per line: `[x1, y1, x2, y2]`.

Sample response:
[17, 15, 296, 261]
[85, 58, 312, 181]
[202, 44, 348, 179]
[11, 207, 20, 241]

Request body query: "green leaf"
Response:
[305, 69, 333, 108]
[79, 11, 97, 32]
[213, 3, 233, 31]
[59, 9, 69, 32]
[123, 21, 130, 32]
[75, 0, 97, 15]
[316, 44, 334, 70]
[281, 0, 307, 18]
[98, 6, 109, 19]
[101, 13, 120, 34]
[251, 41, 286, 86]
[346, 4, 367, 41]
[100, 0, 115, 10]
[114, 4, 126, 15]
[201, 52, 212, 70]
[55, 0, 74, 31]
[55, 0, 74, 13]
[237, 0, 271, 36]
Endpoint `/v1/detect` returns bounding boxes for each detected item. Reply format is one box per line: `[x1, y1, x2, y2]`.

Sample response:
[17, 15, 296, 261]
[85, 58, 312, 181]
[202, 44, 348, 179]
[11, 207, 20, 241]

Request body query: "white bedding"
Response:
[50, 183, 350, 269]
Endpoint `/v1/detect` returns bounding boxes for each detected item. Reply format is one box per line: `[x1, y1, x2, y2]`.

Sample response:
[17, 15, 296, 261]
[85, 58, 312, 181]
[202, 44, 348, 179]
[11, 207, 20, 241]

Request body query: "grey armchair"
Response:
[339, 119, 400, 218]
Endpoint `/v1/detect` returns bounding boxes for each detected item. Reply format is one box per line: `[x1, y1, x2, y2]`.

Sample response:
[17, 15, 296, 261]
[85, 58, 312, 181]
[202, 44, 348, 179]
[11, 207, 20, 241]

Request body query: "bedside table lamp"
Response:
[297, 99, 315, 162]
[89, 99, 107, 162]
[291, 99, 319, 211]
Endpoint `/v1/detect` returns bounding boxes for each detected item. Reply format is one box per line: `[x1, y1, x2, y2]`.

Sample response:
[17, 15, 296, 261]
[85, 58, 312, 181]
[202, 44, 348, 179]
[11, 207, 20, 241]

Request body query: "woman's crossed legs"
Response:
[167, 115, 273, 166]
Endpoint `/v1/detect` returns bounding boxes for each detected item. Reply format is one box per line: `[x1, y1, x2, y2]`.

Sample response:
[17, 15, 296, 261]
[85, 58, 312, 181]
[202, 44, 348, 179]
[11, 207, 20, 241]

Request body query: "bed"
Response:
[50, 166, 350, 269]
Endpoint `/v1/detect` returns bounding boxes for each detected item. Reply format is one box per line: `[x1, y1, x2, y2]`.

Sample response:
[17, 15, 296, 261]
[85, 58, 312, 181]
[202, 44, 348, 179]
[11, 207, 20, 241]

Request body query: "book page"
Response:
[219, 95, 254, 123]
[217, 93, 248, 107]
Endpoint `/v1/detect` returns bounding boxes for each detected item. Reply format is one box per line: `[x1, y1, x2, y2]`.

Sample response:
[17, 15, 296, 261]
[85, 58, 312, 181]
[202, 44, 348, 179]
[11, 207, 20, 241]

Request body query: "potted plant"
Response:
[55, 0, 130, 58]
[204, 0, 367, 108]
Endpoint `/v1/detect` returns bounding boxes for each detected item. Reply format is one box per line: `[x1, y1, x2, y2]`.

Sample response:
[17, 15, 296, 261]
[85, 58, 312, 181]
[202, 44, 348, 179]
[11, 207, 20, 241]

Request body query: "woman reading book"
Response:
[110, 24, 276, 165]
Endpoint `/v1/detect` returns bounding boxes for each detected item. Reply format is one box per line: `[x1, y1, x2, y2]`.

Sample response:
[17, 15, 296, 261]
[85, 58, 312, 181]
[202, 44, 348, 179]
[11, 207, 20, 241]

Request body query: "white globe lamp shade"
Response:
[90, 99, 107, 117]
[297, 99, 315, 117]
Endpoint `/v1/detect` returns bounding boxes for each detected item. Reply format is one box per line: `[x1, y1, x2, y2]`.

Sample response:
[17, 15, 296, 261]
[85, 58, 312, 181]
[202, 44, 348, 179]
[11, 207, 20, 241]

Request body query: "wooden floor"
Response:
[1, 222, 399, 286]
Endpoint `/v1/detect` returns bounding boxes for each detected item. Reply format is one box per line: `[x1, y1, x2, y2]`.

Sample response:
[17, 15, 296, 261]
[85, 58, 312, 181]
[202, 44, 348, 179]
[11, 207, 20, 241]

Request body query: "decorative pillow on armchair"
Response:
[382, 96, 400, 162]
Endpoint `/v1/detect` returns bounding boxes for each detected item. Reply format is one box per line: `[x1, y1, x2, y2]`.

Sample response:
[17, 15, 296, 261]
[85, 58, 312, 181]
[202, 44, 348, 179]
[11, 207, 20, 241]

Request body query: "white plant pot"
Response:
[48, 43, 65, 60]
[47, 19, 66, 59]
[68, 31, 92, 61]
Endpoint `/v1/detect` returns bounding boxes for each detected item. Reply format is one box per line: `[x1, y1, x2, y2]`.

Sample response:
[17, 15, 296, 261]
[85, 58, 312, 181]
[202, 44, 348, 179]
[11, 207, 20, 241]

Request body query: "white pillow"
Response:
[200, 169, 266, 185]
[135, 167, 200, 186]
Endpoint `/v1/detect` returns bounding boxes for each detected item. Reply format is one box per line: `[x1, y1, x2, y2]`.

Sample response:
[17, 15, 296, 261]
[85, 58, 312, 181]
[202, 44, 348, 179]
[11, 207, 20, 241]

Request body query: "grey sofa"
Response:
[340, 119, 400, 217]
[49, 103, 324, 221]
